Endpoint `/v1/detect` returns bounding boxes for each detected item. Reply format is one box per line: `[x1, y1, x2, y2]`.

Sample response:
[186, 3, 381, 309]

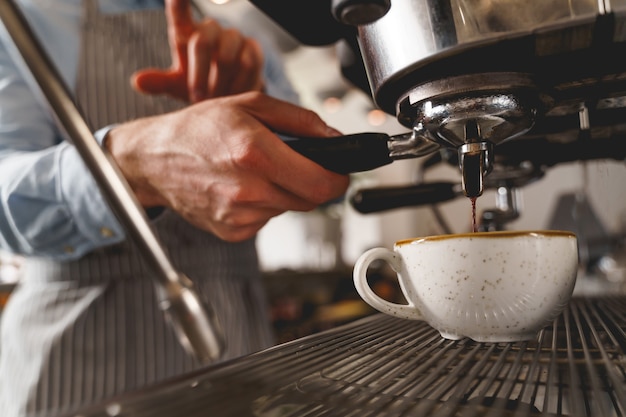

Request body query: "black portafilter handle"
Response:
[350, 182, 462, 214]
[284, 132, 393, 175]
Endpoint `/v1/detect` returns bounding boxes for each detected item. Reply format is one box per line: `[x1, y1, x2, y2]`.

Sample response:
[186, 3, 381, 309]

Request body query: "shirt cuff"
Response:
[58, 143, 125, 257]
[94, 124, 117, 146]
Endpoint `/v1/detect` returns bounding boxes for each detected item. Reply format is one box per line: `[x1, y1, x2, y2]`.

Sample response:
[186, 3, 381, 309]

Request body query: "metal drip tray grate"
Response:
[71, 297, 626, 417]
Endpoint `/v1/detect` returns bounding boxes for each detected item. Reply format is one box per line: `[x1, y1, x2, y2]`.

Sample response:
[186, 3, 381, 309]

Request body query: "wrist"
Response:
[103, 118, 168, 208]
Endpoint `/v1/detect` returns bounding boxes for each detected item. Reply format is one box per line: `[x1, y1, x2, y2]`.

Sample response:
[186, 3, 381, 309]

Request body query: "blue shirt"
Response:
[0, 0, 297, 260]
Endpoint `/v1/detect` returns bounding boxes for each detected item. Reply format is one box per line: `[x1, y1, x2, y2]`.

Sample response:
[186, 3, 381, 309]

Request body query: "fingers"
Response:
[216, 95, 349, 207]
[165, 0, 195, 69]
[209, 28, 245, 97]
[184, 207, 274, 243]
[131, 0, 196, 99]
[268, 147, 350, 209]
[205, 217, 271, 242]
[186, 20, 218, 101]
[239, 92, 342, 138]
[224, 38, 264, 95]
[188, 23, 264, 100]
[201, 168, 347, 243]
[131, 69, 186, 100]
[244, 95, 349, 203]
[177, 176, 319, 242]
[136, 1, 266, 102]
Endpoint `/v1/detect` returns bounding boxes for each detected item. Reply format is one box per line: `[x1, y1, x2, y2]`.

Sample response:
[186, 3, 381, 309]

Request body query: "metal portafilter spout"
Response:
[0, 0, 224, 363]
[459, 142, 492, 198]
[458, 114, 494, 198]
[404, 73, 541, 199]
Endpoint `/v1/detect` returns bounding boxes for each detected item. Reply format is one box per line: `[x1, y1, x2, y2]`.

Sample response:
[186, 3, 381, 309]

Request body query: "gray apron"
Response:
[0, 1, 274, 416]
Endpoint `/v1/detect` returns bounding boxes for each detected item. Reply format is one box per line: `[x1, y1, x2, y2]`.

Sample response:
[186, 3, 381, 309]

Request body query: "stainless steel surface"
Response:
[480, 186, 522, 231]
[0, 0, 224, 363]
[68, 297, 626, 417]
[386, 129, 442, 160]
[357, 0, 625, 113]
[404, 72, 541, 197]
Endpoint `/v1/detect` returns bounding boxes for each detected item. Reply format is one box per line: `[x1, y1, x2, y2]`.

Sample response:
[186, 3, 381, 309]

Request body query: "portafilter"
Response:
[253, 0, 626, 199]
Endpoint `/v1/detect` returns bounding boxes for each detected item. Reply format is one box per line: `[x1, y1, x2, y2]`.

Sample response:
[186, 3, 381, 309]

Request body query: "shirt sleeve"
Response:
[0, 5, 125, 261]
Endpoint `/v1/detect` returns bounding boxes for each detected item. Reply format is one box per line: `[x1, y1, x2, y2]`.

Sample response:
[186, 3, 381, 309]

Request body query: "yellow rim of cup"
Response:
[396, 230, 576, 246]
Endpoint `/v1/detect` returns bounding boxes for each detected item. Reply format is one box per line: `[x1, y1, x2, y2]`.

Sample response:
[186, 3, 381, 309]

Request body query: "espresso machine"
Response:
[253, 0, 626, 279]
[26, 2, 626, 416]
[257, 0, 626, 207]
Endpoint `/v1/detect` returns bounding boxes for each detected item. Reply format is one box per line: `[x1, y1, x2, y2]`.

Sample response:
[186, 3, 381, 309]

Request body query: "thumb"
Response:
[131, 69, 184, 98]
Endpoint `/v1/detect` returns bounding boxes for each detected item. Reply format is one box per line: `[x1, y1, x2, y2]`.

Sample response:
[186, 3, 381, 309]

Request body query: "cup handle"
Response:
[353, 247, 424, 320]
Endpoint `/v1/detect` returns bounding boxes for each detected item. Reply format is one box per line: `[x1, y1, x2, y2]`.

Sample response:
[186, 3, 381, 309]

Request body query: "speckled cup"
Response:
[353, 230, 578, 342]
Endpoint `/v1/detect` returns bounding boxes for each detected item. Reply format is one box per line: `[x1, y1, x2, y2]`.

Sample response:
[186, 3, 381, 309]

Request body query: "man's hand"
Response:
[131, 0, 264, 103]
[105, 92, 350, 242]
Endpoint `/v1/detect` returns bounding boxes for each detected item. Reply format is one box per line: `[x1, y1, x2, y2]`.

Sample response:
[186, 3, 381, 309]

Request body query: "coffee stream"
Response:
[471, 197, 478, 233]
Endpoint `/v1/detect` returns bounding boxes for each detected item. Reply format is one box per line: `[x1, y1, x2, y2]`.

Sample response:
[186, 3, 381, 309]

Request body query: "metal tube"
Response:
[0, 0, 223, 363]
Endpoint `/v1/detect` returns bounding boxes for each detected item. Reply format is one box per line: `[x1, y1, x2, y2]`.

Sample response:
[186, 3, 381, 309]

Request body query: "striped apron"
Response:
[0, 1, 274, 416]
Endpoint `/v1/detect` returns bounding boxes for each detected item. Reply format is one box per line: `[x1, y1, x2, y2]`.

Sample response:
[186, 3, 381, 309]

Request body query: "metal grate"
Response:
[70, 297, 626, 417]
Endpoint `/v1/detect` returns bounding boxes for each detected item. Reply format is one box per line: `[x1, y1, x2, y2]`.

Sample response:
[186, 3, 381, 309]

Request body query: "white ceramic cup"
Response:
[353, 230, 578, 342]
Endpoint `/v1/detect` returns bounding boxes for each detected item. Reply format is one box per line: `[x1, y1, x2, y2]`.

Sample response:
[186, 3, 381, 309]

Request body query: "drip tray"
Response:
[67, 297, 626, 417]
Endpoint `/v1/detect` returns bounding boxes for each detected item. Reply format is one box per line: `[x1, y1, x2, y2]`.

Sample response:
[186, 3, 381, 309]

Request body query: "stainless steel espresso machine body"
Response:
[255, 0, 626, 200]
[357, 0, 626, 196]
